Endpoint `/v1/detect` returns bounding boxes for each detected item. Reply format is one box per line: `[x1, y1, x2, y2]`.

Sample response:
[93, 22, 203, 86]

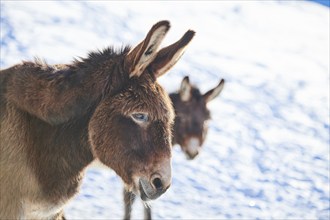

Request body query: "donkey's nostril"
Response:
[152, 177, 163, 190]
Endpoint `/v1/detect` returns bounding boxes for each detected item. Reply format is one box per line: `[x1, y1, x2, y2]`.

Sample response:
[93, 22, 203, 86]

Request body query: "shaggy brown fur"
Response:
[123, 76, 225, 220]
[0, 20, 195, 219]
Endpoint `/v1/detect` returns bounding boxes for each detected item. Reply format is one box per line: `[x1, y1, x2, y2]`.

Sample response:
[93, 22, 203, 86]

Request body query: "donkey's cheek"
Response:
[88, 114, 146, 183]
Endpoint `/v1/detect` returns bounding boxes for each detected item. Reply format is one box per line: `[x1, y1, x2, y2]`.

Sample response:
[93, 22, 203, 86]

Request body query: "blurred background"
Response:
[1, 1, 329, 219]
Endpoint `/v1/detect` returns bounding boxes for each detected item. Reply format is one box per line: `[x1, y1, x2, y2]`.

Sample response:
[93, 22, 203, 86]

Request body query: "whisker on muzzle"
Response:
[143, 201, 152, 209]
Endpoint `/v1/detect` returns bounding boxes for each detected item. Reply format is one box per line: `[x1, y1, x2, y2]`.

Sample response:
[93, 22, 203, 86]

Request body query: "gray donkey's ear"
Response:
[125, 20, 170, 78]
[180, 76, 191, 102]
[203, 79, 225, 103]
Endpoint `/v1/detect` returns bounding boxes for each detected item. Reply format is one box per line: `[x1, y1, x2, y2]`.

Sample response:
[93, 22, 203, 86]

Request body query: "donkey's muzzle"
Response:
[183, 137, 201, 160]
[139, 175, 171, 201]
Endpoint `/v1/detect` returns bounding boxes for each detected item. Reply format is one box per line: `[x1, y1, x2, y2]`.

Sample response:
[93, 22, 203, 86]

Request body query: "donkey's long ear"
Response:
[148, 30, 195, 78]
[203, 79, 225, 103]
[180, 76, 192, 102]
[126, 20, 170, 78]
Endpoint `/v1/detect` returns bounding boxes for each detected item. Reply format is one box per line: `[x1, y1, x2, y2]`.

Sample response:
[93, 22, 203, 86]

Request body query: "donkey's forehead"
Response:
[176, 87, 209, 114]
[179, 87, 205, 105]
[116, 80, 174, 121]
[191, 87, 203, 100]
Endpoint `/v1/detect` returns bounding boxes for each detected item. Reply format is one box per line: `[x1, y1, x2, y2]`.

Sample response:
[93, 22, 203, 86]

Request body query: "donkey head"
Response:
[171, 76, 225, 160]
[88, 21, 195, 201]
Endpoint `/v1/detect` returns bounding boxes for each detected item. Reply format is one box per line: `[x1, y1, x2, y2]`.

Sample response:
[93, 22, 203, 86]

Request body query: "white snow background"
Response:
[1, 1, 329, 219]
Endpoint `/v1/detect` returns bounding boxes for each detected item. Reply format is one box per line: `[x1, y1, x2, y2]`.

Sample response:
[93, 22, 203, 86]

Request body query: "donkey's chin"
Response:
[184, 150, 200, 160]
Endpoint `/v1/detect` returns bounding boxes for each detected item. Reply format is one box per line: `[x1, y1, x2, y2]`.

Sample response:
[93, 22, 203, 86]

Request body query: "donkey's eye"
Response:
[131, 113, 149, 123]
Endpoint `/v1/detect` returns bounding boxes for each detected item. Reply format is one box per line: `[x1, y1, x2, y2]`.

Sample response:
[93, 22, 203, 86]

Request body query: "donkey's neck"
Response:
[22, 109, 93, 202]
[6, 47, 130, 125]
[27, 46, 133, 173]
[3, 47, 132, 202]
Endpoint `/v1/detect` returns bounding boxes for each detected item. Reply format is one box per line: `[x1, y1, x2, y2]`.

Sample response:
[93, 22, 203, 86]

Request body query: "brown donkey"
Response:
[0, 21, 195, 219]
[123, 76, 225, 219]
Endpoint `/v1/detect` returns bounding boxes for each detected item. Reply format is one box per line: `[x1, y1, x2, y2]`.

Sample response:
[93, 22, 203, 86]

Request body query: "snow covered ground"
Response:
[1, 1, 329, 219]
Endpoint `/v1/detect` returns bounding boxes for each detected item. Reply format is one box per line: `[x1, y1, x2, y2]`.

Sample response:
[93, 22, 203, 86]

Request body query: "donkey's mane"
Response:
[73, 45, 131, 68]
[29, 46, 131, 69]
[25, 46, 133, 105]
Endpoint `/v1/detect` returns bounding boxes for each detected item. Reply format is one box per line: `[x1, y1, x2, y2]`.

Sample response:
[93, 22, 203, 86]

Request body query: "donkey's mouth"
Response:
[139, 178, 165, 201]
[139, 180, 149, 201]
[183, 137, 201, 160]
